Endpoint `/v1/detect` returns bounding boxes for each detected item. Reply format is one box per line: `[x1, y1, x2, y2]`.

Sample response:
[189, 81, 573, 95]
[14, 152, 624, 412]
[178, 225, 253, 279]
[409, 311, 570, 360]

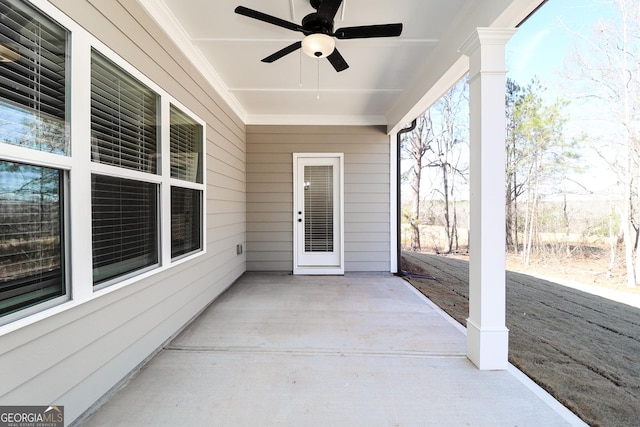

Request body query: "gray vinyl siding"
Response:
[0, 1, 246, 424]
[246, 125, 391, 273]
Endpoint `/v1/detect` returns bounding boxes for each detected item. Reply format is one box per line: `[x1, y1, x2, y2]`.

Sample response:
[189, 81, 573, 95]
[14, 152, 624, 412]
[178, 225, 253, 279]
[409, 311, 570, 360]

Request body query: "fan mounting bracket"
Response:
[302, 13, 333, 34]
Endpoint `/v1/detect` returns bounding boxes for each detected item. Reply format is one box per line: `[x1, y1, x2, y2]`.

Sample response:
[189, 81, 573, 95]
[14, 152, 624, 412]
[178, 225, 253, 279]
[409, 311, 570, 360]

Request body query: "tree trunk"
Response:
[442, 163, 452, 253]
[410, 161, 422, 252]
[607, 201, 617, 278]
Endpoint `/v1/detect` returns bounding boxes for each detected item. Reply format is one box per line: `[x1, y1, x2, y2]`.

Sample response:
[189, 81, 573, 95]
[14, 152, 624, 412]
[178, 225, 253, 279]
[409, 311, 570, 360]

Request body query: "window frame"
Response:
[0, 0, 72, 325]
[0, 0, 206, 328]
[169, 103, 205, 260]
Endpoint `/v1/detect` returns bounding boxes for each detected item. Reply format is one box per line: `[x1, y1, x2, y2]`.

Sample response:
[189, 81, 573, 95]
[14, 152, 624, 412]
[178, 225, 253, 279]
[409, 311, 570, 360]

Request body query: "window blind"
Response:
[0, 160, 64, 316]
[170, 105, 202, 183]
[91, 50, 158, 174]
[304, 165, 334, 252]
[171, 186, 202, 258]
[91, 174, 158, 285]
[0, 0, 68, 154]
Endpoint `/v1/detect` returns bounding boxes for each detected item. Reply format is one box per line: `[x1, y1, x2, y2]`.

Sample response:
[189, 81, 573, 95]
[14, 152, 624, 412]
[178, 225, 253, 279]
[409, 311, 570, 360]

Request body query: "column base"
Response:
[466, 319, 509, 370]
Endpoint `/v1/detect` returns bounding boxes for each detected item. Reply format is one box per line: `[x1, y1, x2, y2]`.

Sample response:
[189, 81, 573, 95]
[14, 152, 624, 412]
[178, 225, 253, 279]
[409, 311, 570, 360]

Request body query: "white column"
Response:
[460, 28, 516, 370]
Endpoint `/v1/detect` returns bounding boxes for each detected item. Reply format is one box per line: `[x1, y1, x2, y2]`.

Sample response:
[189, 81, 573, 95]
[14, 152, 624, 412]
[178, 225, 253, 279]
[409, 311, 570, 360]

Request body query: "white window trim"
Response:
[0, 0, 207, 333]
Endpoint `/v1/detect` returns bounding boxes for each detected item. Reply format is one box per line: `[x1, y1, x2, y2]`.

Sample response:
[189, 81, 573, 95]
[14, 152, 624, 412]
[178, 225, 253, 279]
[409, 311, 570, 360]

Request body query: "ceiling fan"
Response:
[234, 0, 403, 72]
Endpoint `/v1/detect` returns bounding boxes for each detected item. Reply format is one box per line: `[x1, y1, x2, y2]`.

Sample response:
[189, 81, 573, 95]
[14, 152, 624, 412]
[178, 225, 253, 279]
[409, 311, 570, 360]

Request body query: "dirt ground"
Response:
[401, 251, 640, 427]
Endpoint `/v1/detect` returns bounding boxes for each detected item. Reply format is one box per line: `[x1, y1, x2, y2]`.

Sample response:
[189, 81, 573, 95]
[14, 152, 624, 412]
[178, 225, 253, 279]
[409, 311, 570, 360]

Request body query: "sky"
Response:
[507, 0, 615, 88]
[506, 0, 625, 197]
[403, 0, 628, 200]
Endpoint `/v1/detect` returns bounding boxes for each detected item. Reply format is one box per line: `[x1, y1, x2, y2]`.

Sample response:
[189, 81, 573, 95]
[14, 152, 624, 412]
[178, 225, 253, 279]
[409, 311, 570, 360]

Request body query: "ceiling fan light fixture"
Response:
[301, 33, 335, 58]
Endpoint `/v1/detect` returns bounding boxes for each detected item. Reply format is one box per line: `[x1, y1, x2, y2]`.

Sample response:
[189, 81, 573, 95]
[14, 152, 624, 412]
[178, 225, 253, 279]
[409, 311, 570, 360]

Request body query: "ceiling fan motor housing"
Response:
[302, 13, 333, 35]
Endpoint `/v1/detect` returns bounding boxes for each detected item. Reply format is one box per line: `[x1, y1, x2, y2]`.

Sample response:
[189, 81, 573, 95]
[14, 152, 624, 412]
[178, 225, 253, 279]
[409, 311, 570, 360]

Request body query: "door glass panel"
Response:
[304, 165, 333, 252]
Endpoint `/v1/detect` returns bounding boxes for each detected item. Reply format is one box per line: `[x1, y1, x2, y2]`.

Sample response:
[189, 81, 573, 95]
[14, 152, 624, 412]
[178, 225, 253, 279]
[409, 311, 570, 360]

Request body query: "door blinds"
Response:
[304, 165, 334, 252]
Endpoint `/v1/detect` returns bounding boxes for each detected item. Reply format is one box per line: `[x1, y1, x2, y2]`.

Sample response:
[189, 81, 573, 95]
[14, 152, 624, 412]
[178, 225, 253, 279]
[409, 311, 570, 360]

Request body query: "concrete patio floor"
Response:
[77, 273, 586, 426]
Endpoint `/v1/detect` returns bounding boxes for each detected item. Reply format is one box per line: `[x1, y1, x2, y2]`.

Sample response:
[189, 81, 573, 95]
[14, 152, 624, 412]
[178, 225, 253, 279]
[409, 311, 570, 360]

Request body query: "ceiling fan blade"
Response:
[235, 6, 303, 33]
[334, 23, 403, 39]
[262, 41, 302, 63]
[327, 48, 349, 72]
[316, 0, 343, 21]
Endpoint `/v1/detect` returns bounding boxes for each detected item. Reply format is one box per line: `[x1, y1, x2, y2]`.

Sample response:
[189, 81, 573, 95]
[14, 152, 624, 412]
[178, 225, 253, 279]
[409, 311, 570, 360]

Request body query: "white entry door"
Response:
[293, 153, 344, 275]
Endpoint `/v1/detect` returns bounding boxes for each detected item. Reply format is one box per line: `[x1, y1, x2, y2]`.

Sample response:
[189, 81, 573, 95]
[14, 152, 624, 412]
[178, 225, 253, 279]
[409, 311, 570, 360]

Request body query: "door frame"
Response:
[293, 153, 344, 275]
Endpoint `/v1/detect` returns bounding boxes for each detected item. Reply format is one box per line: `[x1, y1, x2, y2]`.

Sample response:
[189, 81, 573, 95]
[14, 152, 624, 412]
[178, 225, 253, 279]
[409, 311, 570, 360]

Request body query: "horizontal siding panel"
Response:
[345, 212, 389, 223]
[246, 251, 292, 262]
[247, 193, 292, 203]
[247, 162, 293, 174]
[247, 211, 292, 222]
[206, 200, 245, 214]
[346, 153, 390, 164]
[345, 183, 389, 193]
[345, 173, 389, 184]
[248, 242, 292, 252]
[210, 150, 246, 174]
[345, 203, 390, 214]
[345, 232, 390, 242]
[247, 222, 291, 232]
[345, 193, 389, 203]
[346, 261, 390, 271]
[345, 242, 391, 252]
[247, 183, 292, 193]
[247, 261, 292, 271]
[207, 174, 245, 192]
[347, 163, 389, 174]
[248, 231, 293, 242]
[246, 172, 291, 183]
[248, 143, 388, 154]
[344, 222, 389, 233]
[346, 251, 390, 262]
[210, 157, 246, 179]
[246, 153, 292, 164]
[246, 202, 292, 213]
[209, 187, 247, 203]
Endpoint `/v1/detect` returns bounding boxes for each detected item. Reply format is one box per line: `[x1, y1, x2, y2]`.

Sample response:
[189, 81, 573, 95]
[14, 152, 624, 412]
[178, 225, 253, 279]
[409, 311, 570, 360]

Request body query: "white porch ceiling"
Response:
[139, 0, 546, 132]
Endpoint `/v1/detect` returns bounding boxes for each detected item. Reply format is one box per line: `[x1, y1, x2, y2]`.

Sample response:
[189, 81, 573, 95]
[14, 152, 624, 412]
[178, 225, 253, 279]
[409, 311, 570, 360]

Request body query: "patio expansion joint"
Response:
[163, 345, 467, 359]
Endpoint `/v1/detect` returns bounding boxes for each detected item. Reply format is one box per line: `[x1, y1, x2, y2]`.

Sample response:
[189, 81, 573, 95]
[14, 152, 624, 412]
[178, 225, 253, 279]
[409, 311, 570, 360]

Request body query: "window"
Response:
[0, 0, 206, 322]
[91, 175, 158, 285]
[171, 187, 201, 258]
[0, 0, 68, 155]
[90, 50, 160, 287]
[0, 0, 68, 321]
[91, 50, 158, 173]
[170, 105, 203, 258]
[170, 105, 202, 183]
[0, 161, 65, 316]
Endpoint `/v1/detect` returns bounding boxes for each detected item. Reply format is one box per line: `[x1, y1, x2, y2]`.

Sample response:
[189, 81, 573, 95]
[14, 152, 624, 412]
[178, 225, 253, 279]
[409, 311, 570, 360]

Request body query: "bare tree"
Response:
[401, 113, 434, 251]
[424, 78, 469, 253]
[565, 0, 640, 287]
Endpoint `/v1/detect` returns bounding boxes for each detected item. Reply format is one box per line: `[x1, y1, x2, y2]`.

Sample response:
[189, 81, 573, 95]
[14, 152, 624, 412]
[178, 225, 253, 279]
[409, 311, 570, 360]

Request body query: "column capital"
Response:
[459, 27, 517, 56]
